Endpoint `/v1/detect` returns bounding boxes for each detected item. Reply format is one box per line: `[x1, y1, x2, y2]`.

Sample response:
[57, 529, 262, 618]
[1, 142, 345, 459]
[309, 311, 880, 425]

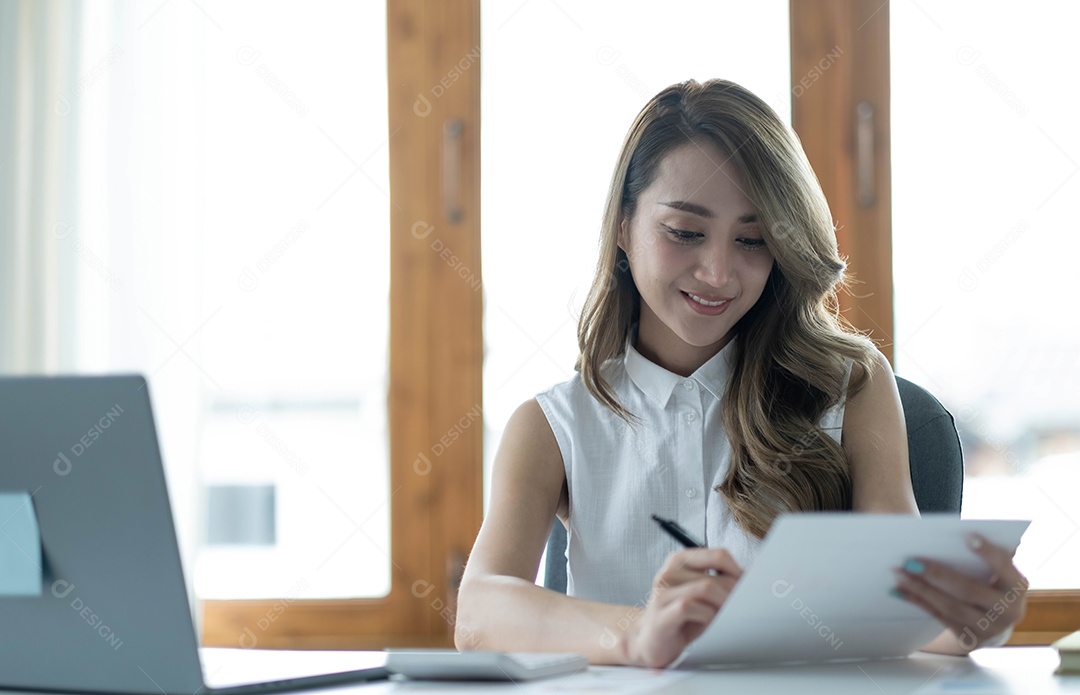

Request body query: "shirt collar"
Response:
[623, 338, 736, 407]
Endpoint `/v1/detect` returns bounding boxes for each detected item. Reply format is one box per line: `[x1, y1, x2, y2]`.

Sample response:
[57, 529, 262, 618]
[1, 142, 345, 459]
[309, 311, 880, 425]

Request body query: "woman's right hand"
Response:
[622, 548, 743, 668]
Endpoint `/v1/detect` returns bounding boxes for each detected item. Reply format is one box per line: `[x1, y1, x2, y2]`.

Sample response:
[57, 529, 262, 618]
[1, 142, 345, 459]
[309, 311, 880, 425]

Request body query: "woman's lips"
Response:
[682, 291, 732, 316]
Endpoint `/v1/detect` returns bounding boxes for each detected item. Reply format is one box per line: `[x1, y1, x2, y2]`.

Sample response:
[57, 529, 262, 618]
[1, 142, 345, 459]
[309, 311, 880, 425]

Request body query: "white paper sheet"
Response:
[675, 514, 1030, 669]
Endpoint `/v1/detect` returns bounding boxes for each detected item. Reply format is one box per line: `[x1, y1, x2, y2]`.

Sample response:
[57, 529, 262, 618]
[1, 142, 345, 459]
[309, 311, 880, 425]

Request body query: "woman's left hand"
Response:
[892, 533, 1029, 651]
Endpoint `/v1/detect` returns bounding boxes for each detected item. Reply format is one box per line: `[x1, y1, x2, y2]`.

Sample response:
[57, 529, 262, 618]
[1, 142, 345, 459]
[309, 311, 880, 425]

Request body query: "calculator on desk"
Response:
[385, 650, 588, 681]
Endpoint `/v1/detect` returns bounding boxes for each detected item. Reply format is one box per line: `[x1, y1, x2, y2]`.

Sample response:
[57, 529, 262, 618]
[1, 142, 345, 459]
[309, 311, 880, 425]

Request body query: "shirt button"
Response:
[683, 380, 695, 391]
[685, 488, 696, 498]
[686, 411, 697, 423]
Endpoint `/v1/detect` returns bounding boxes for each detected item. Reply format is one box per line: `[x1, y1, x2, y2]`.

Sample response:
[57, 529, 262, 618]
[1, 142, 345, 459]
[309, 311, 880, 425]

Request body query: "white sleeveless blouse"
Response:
[535, 340, 847, 607]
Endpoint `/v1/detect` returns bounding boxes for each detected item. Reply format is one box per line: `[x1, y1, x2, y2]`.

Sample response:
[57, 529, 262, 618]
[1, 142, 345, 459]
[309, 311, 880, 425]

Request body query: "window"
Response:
[891, 1, 1080, 590]
[64, 0, 392, 601]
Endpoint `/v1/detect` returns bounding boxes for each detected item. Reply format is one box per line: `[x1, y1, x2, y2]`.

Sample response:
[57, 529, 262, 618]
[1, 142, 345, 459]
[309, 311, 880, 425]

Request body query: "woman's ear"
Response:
[617, 217, 629, 252]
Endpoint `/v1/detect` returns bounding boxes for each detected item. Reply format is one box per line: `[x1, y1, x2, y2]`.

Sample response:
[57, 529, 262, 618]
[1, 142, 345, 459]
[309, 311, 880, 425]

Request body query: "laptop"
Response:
[0, 374, 389, 694]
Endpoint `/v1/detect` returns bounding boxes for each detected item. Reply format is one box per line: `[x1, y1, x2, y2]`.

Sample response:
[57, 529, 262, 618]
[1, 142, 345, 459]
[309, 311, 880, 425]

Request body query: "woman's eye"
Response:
[737, 237, 768, 250]
[662, 225, 702, 242]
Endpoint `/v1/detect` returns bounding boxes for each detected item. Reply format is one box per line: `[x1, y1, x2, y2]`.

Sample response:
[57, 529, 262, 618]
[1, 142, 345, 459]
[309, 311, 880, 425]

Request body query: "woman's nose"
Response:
[694, 247, 733, 288]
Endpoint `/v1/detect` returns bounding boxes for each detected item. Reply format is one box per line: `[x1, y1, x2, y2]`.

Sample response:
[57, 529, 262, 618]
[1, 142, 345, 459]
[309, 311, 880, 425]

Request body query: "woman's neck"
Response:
[633, 313, 731, 377]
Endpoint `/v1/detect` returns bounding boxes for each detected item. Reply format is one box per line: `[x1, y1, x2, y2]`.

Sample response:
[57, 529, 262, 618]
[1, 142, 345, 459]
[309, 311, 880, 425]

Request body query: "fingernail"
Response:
[903, 559, 925, 574]
[967, 534, 984, 550]
[888, 588, 905, 599]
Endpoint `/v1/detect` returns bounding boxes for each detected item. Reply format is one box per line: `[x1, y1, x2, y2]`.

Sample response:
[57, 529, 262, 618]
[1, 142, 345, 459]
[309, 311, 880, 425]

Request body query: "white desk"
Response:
[1, 647, 1074, 695]
[354, 648, 1075, 694]
[658, 648, 1078, 694]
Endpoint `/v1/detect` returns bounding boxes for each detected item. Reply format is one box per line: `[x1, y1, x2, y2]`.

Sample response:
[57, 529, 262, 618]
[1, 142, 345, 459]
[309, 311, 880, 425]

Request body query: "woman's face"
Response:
[618, 140, 775, 374]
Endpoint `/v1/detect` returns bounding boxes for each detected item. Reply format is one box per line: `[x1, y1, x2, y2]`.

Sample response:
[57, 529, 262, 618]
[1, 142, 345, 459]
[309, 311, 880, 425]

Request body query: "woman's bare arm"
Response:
[455, 399, 636, 663]
[456, 399, 742, 666]
[843, 348, 919, 516]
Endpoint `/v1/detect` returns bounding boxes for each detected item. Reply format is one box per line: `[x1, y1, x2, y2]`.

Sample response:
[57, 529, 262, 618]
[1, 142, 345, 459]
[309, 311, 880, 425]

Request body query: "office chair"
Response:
[542, 375, 964, 593]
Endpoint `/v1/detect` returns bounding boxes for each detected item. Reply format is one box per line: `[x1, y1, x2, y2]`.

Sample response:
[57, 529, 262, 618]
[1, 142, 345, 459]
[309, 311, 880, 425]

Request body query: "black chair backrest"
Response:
[895, 376, 964, 513]
[543, 375, 963, 593]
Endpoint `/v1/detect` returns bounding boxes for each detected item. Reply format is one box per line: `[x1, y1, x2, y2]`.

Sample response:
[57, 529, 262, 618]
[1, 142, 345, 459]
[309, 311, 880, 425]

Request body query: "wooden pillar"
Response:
[790, 0, 894, 363]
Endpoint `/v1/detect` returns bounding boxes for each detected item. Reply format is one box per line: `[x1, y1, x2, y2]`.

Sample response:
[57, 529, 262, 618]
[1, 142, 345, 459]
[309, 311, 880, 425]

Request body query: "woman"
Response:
[456, 78, 1027, 667]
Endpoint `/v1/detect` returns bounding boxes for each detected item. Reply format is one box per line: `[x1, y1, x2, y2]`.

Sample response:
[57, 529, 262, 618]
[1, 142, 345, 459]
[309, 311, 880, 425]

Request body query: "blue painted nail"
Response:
[888, 588, 904, 599]
[904, 559, 925, 574]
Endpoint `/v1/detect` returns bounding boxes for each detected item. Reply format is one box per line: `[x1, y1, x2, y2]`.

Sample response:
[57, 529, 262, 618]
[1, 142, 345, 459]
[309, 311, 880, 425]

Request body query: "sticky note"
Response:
[0, 491, 43, 596]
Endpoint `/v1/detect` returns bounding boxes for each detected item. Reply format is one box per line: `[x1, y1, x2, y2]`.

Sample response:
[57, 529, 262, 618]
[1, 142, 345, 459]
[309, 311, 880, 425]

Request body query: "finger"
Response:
[894, 570, 987, 634]
[967, 533, 1015, 562]
[653, 600, 718, 649]
[663, 594, 721, 628]
[665, 548, 744, 578]
[900, 558, 1000, 611]
[657, 563, 740, 594]
[658, 577, 737, 613]
[655, 569, 740, 607]
[893, 584, 968, 640]
[678, 605, 721, 643]
[662, 548, 741, 577]
[658, 588, 725, 640]
[641, 585, 721, 650]
[968, 535, 1029, 591]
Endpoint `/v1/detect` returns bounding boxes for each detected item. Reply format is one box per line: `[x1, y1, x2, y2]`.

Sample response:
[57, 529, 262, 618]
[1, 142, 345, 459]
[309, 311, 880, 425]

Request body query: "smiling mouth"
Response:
[684, 292, 731, 307]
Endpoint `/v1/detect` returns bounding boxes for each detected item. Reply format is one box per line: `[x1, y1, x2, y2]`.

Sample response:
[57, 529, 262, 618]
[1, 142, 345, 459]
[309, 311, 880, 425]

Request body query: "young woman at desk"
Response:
[456, 79, 1028, 668]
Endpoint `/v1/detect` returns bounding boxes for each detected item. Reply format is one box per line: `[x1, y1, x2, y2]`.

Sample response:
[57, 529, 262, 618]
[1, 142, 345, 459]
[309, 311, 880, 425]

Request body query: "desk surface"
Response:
[405, 648, 1070, 694]
[360, 651, 1071, 695]
[216, 646, 1077, 695]
[658, 648, 1078, 694]
[1, 647, 1076, 695]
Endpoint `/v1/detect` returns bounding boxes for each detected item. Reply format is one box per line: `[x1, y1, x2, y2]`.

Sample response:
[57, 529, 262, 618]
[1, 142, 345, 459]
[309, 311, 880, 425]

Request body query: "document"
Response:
[674, 514, 1030, 669]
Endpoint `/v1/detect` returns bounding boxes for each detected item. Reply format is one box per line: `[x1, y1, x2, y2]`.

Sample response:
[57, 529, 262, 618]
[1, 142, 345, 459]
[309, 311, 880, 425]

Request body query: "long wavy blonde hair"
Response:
[576, 79, 879, 539]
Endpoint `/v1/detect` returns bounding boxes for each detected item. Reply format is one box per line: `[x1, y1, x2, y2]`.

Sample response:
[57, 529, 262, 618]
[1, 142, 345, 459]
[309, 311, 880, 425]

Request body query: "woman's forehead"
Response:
[640, 142, 754, 215]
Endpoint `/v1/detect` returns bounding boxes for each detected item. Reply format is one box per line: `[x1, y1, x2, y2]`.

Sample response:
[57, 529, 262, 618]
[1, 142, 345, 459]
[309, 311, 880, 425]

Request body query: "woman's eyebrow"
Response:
[660, 200, 713, 218]
[660, 200, 757, 224]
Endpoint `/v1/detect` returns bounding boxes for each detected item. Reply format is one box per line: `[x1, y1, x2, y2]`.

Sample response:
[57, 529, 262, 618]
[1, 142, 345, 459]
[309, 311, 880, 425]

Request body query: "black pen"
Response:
[651, 514, 705, 548]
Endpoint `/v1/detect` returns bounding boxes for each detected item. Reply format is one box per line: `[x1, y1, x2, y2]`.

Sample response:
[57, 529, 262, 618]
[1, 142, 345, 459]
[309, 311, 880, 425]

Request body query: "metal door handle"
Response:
[443, 119, 464, 224]
[856, 101, 875, 208]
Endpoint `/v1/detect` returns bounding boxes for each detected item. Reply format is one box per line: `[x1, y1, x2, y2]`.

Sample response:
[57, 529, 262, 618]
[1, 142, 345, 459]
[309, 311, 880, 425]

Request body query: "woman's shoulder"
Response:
[535, 371, 594, 425]
[536, 358, 628, 414]
[845, 344, 893, 395]
[537, 369, 588, 401]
